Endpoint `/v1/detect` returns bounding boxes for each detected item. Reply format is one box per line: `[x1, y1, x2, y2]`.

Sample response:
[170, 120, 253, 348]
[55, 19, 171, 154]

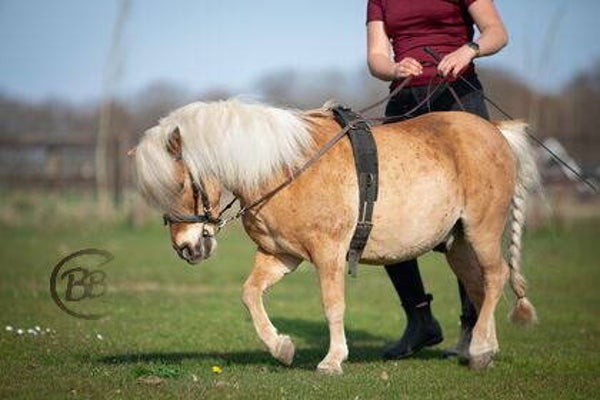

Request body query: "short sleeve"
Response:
[367, 0, 384, 23]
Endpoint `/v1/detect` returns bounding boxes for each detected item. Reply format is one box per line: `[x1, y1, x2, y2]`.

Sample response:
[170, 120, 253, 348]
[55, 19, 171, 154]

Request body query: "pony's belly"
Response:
[360, 202, 461, 265]
[360, 236, 451, 265]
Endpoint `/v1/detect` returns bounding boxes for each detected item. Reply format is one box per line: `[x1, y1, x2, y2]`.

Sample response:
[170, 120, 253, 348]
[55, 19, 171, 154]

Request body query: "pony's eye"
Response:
[178, 182, 184, 192]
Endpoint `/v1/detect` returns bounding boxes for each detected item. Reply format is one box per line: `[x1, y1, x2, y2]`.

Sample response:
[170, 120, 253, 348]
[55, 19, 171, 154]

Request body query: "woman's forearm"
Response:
[367, 21, 399, 82]
[474, 24, 508, 57]
[469, 0, 509, 58]
[368, 53, 397, 81]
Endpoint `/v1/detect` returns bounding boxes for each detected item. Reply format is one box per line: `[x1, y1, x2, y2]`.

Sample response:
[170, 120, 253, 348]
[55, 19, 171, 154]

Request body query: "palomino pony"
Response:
[134, 98, 539, 374]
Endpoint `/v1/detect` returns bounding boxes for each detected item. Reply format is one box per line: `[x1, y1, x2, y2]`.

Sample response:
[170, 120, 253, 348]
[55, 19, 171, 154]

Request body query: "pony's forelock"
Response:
[134, 125, 180, 212]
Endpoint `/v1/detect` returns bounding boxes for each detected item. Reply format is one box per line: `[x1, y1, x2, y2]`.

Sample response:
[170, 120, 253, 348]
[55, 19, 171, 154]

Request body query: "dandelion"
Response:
[5, 326, 13, 332]
[35, 326, 41, 332]
[96, 334, 104, 340]
[17, 329, 24, 335]
[211, 366, 223, 374]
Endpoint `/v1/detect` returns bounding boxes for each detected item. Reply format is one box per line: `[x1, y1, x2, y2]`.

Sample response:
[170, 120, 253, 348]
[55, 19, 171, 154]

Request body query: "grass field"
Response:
[0, 210, 598, 399]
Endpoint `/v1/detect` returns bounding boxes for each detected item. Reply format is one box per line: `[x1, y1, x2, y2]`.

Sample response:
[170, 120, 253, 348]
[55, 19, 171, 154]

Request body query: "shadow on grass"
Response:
[98, 317, 447, 370]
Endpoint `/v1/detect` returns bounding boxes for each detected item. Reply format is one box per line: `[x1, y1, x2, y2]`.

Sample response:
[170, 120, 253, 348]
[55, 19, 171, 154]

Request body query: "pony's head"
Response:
[135, 125, 222, 264]
[133, 99, 315, 263]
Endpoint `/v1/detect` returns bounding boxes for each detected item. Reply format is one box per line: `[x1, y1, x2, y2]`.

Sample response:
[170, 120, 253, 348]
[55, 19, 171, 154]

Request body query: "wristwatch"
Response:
[466, 41, 480, 57]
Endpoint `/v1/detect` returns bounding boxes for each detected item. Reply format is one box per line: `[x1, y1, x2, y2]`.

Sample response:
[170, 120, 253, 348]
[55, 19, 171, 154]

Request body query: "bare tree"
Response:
[96, 0, 131, 212]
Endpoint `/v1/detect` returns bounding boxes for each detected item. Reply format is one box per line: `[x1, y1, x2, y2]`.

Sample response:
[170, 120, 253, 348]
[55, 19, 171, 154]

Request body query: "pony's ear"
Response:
[166, 127, 182, 158]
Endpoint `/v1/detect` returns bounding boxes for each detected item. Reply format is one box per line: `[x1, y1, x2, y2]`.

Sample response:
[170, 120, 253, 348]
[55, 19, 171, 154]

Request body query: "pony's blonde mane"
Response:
[135, 98, 316, 211]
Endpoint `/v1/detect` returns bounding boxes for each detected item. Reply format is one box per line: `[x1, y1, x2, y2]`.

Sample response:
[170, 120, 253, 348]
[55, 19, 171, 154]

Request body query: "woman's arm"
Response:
[367, 20, 422, 81]
[438, 0, 508, 77]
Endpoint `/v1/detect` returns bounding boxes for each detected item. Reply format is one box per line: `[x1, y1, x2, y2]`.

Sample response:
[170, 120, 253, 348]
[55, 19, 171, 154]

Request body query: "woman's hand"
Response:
[437, 45, 478, 78]
[392, 57, 423, 79]
[437, 0, 508, 78]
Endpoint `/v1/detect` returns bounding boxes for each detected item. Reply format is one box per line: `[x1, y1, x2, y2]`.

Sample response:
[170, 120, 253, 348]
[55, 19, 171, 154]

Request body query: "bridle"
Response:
[162, 165, 237, 232]
[162, 171, 218, 224]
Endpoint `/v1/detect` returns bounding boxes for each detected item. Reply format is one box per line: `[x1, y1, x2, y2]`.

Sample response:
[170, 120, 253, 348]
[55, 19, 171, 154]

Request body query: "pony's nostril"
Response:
[179, 244, 192, 260]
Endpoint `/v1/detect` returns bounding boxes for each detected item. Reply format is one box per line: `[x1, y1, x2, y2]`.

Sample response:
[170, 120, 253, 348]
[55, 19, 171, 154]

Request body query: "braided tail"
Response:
[497, 121, 540, 325]
[507, 183, 537, 324]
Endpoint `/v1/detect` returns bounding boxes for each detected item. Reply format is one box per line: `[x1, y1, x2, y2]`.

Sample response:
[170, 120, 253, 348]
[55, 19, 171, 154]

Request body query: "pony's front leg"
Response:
[242, 248, 301, 366]
[314, 252, 348, 375]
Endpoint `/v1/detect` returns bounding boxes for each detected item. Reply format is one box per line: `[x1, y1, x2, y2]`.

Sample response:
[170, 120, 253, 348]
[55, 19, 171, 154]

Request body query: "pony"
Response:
[133, 98, 539, 374]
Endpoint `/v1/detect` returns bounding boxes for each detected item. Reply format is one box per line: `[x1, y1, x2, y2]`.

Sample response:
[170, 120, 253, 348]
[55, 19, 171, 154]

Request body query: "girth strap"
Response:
[332, 106, 379, 277]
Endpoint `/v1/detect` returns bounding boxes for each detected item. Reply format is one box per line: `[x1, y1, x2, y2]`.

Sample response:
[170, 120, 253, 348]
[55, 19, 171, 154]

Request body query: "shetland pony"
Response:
[134, 99, 539, 374]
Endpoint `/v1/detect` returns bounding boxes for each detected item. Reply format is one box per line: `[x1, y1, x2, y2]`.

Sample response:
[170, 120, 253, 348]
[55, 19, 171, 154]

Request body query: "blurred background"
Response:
[0, 0, 598, 225]
[1, 3, 598, 396]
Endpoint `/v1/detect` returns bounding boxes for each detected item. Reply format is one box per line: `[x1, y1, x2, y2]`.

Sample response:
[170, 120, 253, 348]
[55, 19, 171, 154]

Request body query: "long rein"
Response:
[173, 48, 597, 232]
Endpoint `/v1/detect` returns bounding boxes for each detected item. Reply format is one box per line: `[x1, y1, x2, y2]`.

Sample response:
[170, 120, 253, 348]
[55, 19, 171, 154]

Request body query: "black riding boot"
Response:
[383, 260, 444, 360]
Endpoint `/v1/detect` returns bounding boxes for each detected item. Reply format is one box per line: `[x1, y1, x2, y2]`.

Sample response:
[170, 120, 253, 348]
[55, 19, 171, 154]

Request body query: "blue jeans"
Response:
[385, 73, 489, 120]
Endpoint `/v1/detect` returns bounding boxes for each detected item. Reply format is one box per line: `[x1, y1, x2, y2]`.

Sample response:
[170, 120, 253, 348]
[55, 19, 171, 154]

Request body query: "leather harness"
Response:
[332, 106, 379, 277]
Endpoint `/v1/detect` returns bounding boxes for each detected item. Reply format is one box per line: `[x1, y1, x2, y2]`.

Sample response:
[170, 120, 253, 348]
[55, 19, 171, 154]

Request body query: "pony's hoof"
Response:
[274, 335, 295, 366]
[317, 361, 343, 375]
[469, 351, 495, 371]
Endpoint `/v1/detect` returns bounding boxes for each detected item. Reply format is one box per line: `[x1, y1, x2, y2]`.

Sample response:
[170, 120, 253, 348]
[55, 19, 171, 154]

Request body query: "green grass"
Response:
[0, 215, 599, 399]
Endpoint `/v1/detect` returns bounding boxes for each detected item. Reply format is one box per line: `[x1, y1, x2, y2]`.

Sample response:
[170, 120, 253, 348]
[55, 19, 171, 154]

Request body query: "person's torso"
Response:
[380, 0, 476, 86]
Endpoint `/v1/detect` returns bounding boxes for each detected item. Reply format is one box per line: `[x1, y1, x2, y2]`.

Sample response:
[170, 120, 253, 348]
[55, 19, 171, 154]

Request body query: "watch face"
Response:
[468, 42, 480, 53]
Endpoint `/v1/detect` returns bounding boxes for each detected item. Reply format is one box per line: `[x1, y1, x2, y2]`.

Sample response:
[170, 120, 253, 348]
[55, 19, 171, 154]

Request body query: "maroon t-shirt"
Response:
[367, 0, 478, 87]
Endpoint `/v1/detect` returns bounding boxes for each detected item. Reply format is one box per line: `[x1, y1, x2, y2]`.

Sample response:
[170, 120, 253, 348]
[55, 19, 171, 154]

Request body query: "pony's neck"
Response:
[229, 114, 336, 211]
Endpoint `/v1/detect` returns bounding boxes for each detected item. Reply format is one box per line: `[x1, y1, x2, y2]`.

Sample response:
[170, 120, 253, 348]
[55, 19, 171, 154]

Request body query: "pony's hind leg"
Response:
[451, 219, 510, 370]
[445, 234, 485, 361]
[467, 230, 509, 370]
[242, 248, 301, 366]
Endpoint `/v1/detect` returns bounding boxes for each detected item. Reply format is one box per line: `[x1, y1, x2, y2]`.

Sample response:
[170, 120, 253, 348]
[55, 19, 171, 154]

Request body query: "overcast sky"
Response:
[1, 0, 599, 103]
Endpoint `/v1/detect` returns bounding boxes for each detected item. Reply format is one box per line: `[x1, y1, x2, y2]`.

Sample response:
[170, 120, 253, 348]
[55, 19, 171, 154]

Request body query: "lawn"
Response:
[0, 210, 598, 399]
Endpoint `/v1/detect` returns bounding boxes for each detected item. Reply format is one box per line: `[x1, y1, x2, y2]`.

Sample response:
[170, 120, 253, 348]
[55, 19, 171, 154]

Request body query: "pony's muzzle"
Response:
[174, 237, 216, 264]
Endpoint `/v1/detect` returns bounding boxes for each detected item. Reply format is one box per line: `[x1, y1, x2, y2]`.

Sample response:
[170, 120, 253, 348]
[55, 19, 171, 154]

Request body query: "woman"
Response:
[366, 0, 508, 359]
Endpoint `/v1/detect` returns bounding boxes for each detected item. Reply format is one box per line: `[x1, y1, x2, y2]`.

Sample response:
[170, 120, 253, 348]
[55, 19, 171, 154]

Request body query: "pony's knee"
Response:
[241, 280, 260, 307]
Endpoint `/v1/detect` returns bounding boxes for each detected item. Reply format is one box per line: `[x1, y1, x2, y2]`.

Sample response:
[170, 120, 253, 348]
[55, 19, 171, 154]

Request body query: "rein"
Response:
[163, 46, 597, 232]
